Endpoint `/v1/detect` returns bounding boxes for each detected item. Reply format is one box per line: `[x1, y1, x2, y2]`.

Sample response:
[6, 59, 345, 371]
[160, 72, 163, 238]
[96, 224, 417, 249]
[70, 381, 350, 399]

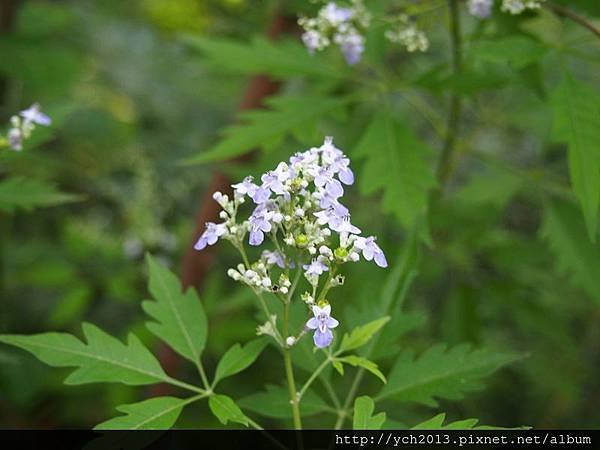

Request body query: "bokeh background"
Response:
[1, 0, 599, 429]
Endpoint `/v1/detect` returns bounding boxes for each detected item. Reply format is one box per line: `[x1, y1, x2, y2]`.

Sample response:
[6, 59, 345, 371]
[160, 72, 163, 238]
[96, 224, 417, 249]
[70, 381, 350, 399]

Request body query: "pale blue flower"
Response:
[330, 215, 361, 234]
[303, 258, 329, 277]
[195, 222, 227, 250]
[355, 236, 387, 267]
[306, 304, 339, 348]
[468, 0, 493, 18]
[20, 103, 51, 126]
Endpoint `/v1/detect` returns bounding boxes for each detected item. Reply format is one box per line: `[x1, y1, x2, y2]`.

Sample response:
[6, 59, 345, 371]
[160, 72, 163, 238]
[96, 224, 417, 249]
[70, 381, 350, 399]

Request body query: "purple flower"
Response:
[330, 215, 361, 234]
[354, 236, 387, 268]
[335, 30, 365, 65]
[468, 0, 493, 18]
[321, 2, 353, 26]
[249, 205, 273, 246]
[20, 103, 51, 126]
[302, 30, 323, 54]
[262, 250, 289, 269]
[325, 179, 344, 199]
[303, 258, 329, 277]
[232, 177, 270, 204]
[306, 304, 339, 348]
[194, 222, 227, 250]
[314, 203, 349, 227]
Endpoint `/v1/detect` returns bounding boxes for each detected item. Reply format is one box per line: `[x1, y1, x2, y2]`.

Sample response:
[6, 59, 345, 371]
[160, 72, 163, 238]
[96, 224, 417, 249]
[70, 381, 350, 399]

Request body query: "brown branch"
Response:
[545, 2, 600, 40]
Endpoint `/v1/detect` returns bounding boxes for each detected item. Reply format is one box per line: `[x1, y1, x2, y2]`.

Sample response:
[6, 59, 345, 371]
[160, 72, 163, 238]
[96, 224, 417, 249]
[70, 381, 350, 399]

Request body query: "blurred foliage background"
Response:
[1, 0, 599, 429]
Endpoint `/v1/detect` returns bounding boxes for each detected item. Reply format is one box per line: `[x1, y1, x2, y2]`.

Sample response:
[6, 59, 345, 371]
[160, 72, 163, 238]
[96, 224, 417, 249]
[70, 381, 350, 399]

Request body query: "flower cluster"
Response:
[468, 0, 544, 18]
[0, 104, 51, 152]
[194, 137, 387, 348]
[299, 1, 370, 65]
[501, 0, 544, 14]
[385, 15, 429, 53]
[468, 0, 494, 19]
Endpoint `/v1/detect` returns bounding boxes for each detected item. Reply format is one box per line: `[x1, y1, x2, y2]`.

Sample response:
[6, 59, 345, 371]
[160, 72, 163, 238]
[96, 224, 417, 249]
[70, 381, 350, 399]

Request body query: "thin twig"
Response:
[545, 2, 600, 40]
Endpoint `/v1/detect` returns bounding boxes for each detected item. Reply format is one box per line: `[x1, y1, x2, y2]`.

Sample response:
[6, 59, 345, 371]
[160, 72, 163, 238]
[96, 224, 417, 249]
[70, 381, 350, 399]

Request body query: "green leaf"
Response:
[339, 317, 390, 353]
[213, 339, 268, 386]
[353, 113, 436, 230]
[95, 397, 191, 430]
[238, 385, 329, 418]
[183, 35, 341, 79]
[411, 413, 528, 430]
[0, 323, 168, 385]
[470, 36, 547, 70]
[551, 74, 600, 241]
[377, 344, 523, 407]
[186, 94, 349, 165]
[0, 177, 79, 213]
[336, 356, 386, 384]
[142, 255, 207, 364]
[208, 394, 249, 427]
[541, 199, 600, 302]
[353, 396, 386, 430]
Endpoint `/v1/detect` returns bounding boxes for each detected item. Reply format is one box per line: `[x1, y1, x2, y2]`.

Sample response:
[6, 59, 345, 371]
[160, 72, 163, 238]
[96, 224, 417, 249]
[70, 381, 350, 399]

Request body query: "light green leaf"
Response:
[470, 36, 547, 70]
[541, 199, 600, 302]
[353, 396, 386, 430]
[0, 323, 167, 386]
[95, 397, 191, 430]
[208, 394, 249, 427]
[377, 344, 523, 407]
[0, 177, 79, 213]
[412, 413, 528, 430]
[214, 339, 268, 386]
[353, 113, 436, 230]
[339, 317, 390, 353]
[336, 356, 386, 384]
[183, 35, 341, 79]
[142, 255, 207, 364]
[186, 94, 349, 165]
[238, 384, 329, 418]
[551, 74, 600, 241]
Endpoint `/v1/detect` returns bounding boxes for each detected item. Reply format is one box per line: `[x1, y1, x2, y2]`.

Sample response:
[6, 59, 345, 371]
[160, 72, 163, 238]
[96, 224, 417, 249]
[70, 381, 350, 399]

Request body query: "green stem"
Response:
[283, 348, 302, 429]
[298, 354, 332, 400]
[195, 360, 211, 390]
[433, 0, 463, 195]
[165, 375, 207, 395]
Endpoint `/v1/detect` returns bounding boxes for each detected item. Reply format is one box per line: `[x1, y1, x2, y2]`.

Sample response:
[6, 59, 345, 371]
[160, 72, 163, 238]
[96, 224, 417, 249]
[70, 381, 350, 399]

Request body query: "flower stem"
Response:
[433, 0, 463, 195]
[283, 348, 302, 429]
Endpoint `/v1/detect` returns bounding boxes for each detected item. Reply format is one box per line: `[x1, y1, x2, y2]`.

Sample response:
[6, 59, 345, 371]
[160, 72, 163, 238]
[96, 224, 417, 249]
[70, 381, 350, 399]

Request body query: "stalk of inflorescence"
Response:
[193, 137, 388, 429]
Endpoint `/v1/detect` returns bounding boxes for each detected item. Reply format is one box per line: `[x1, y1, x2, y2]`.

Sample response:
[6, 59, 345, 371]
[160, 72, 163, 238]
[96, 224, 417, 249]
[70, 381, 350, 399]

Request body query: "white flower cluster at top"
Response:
[299, 1, 371, 65]
[385, 15, 429, 53]
[0, 104, 51, 151]
[468, 0, 545, 19]
[194, 137, 387, 348]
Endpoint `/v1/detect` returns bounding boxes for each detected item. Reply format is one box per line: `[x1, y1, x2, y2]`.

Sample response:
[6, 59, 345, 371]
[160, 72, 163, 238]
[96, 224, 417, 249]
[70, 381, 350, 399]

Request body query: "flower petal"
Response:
[306, 317, 319, 329]
[313, 328, 333, 348]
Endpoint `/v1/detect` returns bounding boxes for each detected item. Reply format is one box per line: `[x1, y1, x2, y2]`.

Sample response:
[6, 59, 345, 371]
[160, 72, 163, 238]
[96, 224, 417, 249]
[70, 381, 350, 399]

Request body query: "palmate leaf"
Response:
[238, 384, 329, 418]
[411, 413, 527, 430]
[95, 397, 192, 430]
[143, 255, 207, 364]
[353, 113, 436, 230]
[353, 396, 386, 430]
[376, 344, 523, 407]
[185, 94, 349, 165]
[0, 323, 167, 386]
[183, 35, 342, 79]
[551, 74, 600, 241]
[0, 177, 79, 213]
[213, 338, 268, 386]
[541, 199, 600, 302]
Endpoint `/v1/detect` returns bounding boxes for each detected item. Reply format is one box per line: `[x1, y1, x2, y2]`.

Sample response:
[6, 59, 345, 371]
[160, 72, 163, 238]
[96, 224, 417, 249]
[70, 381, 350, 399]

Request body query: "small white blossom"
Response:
[501, 0, 543, 14]
[386, 15, 429, 53]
